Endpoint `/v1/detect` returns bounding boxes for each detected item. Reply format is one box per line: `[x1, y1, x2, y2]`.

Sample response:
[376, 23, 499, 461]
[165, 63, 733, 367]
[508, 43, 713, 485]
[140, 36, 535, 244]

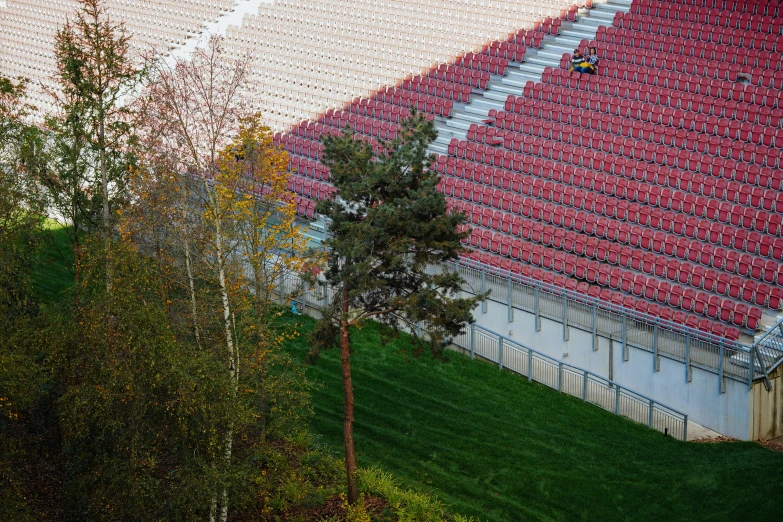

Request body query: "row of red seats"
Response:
[295, 196, 316, 219]
[471, 119, 783, 212]
[462, 223, 762, 329]
[456, 129, 778, 220]
[489, 105, 781, 175]
[405, 74, 475, 102]
[453, 194, 783, 298]
[457, 249, 742, 341]
[437, 151, 783, 233]
[595, 27, 783, 70]
[287, 174, 336, 201]
[343, 99, 434, 125]
[509, 29, 547, 49]
[437, 164, 783, 283]
[447, 137, 783, 238]
[433, 152, 783, 262]
[430, 64, 491, 90]
[275, 132, 384, 162]
[289, 154, 330, 181]
[456, 53, 509, 75]
[613, 12, 783, 49]
[486, 40, 527, 62]
[320, 111, 399, 140]
[547, 65, 783, 110]
[580, 45, 783, 88]
[375, 86, 454, 117]
[530, 80, 783, 143]
[461, 119, 783, 196]
[544, 63, 783, 109]
[454, 200, 781, 310]
[637, 0, 781, 16]
[292, 120, 342, 141]
[506, 94, 783, 174]
[628, 5, 783, 32]
[521, 83, 783, 146]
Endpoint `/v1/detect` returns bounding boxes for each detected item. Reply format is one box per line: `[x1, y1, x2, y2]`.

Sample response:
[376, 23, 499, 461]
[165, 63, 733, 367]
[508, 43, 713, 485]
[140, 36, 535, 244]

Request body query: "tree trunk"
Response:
[184, 240, 201, 347]
[99, 117, 112, 293]
[340, 277, 359, 505]
[214, 200, 236, 522]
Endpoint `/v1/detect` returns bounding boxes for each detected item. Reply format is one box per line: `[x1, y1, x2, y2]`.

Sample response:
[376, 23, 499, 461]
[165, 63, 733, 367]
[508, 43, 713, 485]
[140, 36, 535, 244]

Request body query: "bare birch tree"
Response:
[143, 37, 250, 522]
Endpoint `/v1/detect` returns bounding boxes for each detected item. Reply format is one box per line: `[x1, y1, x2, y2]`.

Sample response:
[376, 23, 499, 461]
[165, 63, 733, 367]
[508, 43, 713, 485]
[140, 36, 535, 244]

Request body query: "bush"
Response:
[358, 467, 476, 522]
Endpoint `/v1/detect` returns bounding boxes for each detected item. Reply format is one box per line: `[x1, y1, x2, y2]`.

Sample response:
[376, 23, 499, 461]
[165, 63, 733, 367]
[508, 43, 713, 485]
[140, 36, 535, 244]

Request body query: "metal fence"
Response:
[452, 324, 688, 441]
[274, 265, 689, 441]
[443, 257, 783, 390]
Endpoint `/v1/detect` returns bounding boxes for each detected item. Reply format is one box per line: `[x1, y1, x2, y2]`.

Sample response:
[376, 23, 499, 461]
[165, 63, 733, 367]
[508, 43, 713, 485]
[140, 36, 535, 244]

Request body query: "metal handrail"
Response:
[453, 256, 750, 352]
[462, 323, 689, 441]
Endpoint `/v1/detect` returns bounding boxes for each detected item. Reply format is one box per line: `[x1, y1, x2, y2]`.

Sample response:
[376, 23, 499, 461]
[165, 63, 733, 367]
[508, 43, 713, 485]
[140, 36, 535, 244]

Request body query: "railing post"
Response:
[582, 370, 588, 401]
[558, 362, 563, 392]
[528, 349, 533, 382]
[592, 305, 598, 351]
[622, 313, 628, 361]
[498, 337, 504, 370]
[481, 270, 487, 314]
[648, 400, 654, 428]
[615, 384, 621, 414]
[534, 286, 541, 331]
[470, 325, 475, 360]
[719, 341, 726, 394]
[653, 324, 660, 372]
[563, 295, 569, 341]
[322, 281, 329, 311]
[683, 414, 688, 442]
[748, 346, 754, 390]
[685, 334, 692, 382]
[507, 277, 514, 323]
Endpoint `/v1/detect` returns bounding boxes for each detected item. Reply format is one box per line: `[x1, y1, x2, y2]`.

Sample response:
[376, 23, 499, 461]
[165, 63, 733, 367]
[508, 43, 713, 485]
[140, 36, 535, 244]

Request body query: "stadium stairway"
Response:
[431, 0, 634, 154]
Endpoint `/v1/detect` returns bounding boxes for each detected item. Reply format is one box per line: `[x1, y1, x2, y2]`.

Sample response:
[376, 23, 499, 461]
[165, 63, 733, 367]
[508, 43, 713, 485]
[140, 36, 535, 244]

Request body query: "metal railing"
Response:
[443, 257, 783, 390]
[274, 266, 689, 441]
[454, 324, 688, 441]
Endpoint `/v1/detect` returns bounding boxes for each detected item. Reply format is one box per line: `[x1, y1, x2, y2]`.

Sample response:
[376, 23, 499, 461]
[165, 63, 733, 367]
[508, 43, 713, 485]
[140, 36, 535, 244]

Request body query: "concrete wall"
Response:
[476, 298, 610, 377]
[610, 340, 752, 440]
[471, 296, 756, 440]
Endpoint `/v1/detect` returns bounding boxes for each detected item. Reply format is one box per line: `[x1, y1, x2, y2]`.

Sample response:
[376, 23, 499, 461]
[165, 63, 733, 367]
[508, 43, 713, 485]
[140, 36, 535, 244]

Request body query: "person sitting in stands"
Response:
[568, 48, 584, 72]
[573, 47, 599, 74]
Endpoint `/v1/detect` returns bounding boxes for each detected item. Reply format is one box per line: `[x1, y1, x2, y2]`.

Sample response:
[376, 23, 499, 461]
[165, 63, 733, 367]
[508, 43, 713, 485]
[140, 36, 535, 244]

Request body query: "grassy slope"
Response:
[281, 314, 783, 522]
[28, 233, 783, 521]
[31, 223, 74, 305]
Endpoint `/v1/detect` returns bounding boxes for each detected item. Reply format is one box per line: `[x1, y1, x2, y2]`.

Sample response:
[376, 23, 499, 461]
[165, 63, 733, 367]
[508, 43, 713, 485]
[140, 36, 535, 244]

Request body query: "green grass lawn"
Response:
[281, 314, 783, 522]
[31, 222, 74, 304]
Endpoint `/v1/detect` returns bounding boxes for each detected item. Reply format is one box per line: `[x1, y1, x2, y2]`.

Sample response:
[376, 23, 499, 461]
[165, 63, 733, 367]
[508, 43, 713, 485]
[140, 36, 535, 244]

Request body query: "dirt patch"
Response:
[277, 494, 392, 521]
[691, 436, 741, 443]
[758, 439, 783, 454]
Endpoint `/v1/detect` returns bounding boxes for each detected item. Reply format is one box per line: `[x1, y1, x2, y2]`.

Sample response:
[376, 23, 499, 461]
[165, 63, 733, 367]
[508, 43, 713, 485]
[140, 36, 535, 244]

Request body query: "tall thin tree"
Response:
[311, 113, 483, 504]
[52, 0, 141, 291]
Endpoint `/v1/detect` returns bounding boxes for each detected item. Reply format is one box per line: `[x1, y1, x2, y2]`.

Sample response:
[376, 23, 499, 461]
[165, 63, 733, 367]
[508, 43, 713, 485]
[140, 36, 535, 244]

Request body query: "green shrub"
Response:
[358, 467, 476, 522]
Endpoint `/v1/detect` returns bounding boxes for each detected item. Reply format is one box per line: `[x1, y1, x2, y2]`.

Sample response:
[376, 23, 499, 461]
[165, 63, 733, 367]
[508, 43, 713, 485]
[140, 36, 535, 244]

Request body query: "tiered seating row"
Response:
[222, 0, 588, 129]
[438, 151, 783, 265]
[436, 152, 780, 309]
[482, 109, 783, 213]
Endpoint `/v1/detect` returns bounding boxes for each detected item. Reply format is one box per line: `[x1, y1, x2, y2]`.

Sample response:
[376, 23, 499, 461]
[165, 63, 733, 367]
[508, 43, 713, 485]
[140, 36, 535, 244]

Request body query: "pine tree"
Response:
[50, 0, 142, 291]
[311, 112, 483, 504]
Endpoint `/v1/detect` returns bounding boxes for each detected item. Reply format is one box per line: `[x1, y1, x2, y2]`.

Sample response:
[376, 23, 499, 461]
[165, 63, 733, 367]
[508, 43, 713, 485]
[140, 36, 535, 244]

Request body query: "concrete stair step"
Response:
[579, 17, 609, 28]
[451, 112, 486, 124]
[445, 119, 472, 132]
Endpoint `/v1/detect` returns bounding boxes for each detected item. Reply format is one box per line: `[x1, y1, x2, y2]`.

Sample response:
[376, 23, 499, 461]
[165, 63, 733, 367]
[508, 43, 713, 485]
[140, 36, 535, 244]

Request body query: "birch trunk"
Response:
[184, 240, 201, 347]
[213, 193, 236, 522]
